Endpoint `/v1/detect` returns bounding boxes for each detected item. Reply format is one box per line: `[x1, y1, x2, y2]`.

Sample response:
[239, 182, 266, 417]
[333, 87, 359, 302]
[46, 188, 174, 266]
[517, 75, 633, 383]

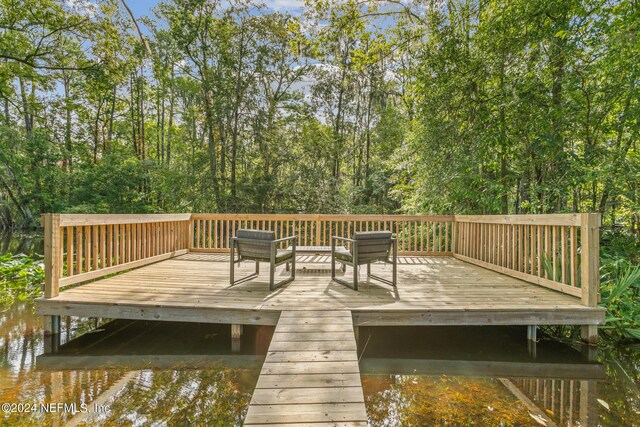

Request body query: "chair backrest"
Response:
[352, 231, 392, 263]
[235, 229, 275, 260]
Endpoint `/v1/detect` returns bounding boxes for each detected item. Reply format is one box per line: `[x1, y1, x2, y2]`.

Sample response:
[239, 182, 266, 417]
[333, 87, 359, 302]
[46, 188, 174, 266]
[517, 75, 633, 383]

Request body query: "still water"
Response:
[2, 232, 640, 426]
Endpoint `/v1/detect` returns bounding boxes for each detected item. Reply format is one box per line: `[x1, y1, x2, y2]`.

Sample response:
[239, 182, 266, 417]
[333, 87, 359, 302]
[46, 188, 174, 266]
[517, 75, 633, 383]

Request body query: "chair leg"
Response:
[270, 259, 295, 290]
[269, 263, 275, 291]
[392, 258, 397, 287]
[331, 251, 336, 279]
[231, 260, 260, 286]
[367, 263, 371, 276]
[368, 261, 398, 288]
[353, 264, 358, 291]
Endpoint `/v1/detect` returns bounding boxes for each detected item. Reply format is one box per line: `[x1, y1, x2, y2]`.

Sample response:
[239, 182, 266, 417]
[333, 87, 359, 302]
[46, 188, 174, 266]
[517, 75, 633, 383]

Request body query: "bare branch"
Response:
[120, 0, 153, 56]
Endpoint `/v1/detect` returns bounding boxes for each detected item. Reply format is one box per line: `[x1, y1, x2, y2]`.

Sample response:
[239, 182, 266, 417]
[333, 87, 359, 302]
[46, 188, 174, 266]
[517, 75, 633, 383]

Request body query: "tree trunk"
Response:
[64, 74, 73, 171]
[107, 84, 116, 156]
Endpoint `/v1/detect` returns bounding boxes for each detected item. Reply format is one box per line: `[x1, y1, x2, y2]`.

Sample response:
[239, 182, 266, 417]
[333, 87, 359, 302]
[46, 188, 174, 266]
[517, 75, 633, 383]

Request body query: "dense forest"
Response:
[0, 0, 638, 232]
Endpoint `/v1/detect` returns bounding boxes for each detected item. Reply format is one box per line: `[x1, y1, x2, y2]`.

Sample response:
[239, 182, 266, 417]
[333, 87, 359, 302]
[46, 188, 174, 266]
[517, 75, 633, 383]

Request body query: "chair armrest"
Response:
[332, 236, 355, 244]
[232, 237, 270, 244]
[273, 236, 297, 244]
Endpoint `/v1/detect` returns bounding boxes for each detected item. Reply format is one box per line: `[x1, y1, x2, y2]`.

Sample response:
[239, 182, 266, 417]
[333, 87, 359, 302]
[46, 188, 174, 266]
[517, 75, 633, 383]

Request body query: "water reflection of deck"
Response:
[39, 321, 603, 426]
[37, 319, 271, 370]
[360, 326, 602, 426]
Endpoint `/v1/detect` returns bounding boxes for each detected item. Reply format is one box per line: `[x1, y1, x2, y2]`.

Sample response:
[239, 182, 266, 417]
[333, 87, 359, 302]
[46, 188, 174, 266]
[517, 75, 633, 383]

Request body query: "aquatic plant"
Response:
[600, 254, 640, 341]
[0, 253, 43, 309]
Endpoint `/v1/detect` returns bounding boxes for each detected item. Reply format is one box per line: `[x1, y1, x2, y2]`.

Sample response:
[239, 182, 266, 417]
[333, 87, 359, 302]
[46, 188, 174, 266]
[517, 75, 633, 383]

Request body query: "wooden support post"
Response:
[231, 324, 243, 339]
[44, 315, 61, 339]
[581, 325, 598, 345]
[527, 326, 537, 359]
[231, 324, 243, 353]
[43, 214, 62, 336]
[581, 342, 598, 362]
[580, 213, 600, 344]
[188, 217, 194, 251]
[528, 339, 537, 359]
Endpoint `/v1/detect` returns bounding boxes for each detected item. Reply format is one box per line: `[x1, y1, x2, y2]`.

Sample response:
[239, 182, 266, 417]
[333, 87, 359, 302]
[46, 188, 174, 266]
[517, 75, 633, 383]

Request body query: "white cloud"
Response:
[263, 0, 305, 12]
[64, 0, 97, 18]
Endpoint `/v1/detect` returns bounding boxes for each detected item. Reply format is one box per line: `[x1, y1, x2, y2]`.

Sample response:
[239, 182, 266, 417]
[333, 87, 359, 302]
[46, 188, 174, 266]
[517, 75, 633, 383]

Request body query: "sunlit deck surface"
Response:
[37, 253, 603, 327]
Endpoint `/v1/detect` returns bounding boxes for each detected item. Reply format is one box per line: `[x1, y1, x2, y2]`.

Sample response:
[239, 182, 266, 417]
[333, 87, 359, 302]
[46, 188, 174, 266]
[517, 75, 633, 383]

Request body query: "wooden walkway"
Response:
[244, 310, 367, 426]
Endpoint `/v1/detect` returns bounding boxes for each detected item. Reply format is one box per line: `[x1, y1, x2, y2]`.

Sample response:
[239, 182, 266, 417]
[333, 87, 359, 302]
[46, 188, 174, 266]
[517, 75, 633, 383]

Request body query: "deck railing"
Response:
[42, 214, 191, 298]
[452, 214, 600, 306]
[42, 212, 600, 308]
[189, 214, 454, 255]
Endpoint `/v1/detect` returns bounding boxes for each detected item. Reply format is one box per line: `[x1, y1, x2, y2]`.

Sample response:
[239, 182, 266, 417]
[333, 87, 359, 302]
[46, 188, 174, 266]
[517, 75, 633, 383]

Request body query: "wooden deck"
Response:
[36, 253, 604, 327]
[245, 310, 366, 426]
[35, 213, 605, 426]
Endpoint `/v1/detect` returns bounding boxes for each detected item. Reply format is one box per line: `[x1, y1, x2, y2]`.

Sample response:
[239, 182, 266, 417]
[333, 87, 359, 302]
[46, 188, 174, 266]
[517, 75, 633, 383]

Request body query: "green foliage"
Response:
[397, 0, 640, 223]
[0, 252, 43, 308]
[599, 247, 640, 342]
[0, 0, 637, 231]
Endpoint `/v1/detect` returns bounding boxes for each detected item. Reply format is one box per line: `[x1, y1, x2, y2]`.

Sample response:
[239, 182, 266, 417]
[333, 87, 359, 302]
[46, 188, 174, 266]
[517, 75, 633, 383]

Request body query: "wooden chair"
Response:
[331, 231, 397, 291]
[230, 229, 296, 291]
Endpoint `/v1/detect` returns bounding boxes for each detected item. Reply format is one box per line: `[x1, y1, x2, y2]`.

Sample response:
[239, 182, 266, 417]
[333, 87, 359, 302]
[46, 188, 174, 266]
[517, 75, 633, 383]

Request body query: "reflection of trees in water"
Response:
[0, 369, 127, 426]
[1, 304, 256, 426]
[363, 375, 536, 427]
[1, 304, 42, 374]
[97, 369, 252, 426]
[598, 346, 640, 425]
[1, 305, 125, 425]
[0, 233, 43, 256]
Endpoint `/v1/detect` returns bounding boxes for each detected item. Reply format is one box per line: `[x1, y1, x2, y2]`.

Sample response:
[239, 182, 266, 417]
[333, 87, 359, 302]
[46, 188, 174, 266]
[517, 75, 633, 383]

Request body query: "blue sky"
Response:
[128, 0, 160, 16]
[127, 0, 306, 17]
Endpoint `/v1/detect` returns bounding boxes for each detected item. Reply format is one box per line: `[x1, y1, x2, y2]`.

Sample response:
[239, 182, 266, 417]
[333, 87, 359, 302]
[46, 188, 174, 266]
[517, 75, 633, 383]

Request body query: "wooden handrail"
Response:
[455, 214, 582, 226]
[42, 214, 191, 294]
[189, 214, 454, 255]
[58, 213, 191, 227]
[42, 213, 601, 309]
[452, 213, 601, 304]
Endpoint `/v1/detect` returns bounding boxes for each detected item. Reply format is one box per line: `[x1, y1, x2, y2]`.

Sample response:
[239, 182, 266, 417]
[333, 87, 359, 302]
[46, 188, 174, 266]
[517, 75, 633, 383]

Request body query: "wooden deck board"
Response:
[245, 310, 367, 426]
[36, 254, 604, 326]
